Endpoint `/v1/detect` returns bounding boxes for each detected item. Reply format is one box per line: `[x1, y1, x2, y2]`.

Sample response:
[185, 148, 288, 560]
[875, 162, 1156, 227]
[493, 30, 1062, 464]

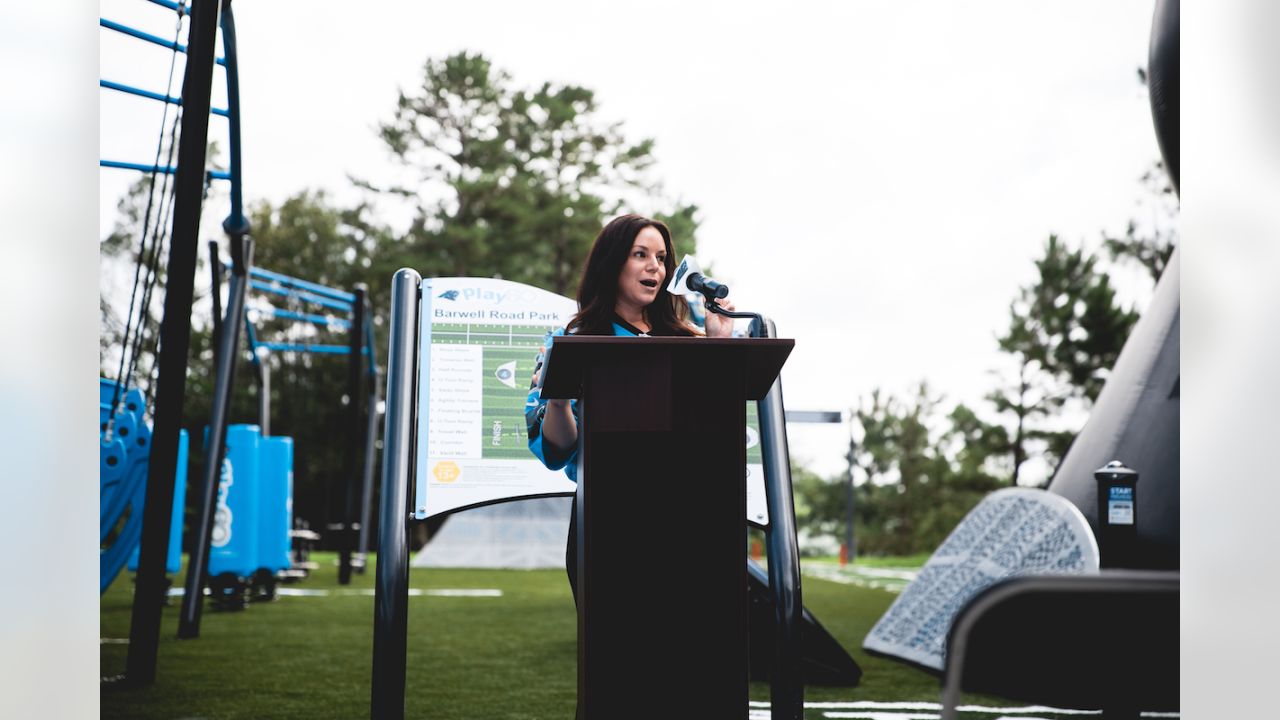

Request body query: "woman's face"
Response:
[614, 225, 668, 312]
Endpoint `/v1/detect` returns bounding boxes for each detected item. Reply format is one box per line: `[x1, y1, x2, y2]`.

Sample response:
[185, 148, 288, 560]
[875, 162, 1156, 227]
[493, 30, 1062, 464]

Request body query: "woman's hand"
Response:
[541, 398, 578, 454]
[704, 297, 736, 337]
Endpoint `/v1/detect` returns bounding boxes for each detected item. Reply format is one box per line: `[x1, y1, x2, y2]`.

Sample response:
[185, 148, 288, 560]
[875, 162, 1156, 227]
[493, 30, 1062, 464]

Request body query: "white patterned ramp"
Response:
[862, 488, 1099, 671]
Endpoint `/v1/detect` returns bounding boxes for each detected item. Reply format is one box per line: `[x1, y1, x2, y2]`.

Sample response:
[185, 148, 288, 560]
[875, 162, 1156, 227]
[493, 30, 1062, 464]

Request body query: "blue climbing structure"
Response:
[99, 0, 241, 600]
[242, 267, 381, 587]
[99, 0, 255, 680]
[100, 379, 188, 594]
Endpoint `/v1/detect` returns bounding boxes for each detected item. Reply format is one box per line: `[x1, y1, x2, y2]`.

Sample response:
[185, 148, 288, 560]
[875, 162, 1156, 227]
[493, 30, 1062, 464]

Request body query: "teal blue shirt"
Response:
[525, 319, 645, 482]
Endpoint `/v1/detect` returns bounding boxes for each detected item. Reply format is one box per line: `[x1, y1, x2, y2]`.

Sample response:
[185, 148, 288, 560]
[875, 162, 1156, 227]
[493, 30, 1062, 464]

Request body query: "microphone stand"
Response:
[704, 298, 765, 334]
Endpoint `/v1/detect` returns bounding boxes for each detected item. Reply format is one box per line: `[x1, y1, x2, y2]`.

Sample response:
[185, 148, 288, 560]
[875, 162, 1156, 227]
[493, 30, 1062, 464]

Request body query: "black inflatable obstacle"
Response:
[747, 559, 863, 686]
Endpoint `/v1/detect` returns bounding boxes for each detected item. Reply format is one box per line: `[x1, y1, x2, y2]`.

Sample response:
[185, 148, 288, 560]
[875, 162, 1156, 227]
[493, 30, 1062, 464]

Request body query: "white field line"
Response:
[280, 588, 502, 597]
[749, 701, 1178, 718]
[819, 707, 942, 712]
[165, 587, 502, 598]
[99, 638, 130, 644]
[802, 565, 919, 593]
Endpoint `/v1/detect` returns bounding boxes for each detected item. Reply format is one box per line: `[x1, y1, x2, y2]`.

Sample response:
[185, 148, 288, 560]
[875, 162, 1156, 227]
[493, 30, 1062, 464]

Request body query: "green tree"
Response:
[835, 385, 1001, 555]
[990, 235, 1139, 484]
[1103, 161, 1178, 284]
[368, 51, 700, 295]
[790, 387, 1005, 557]
[790, 461, 846, 552]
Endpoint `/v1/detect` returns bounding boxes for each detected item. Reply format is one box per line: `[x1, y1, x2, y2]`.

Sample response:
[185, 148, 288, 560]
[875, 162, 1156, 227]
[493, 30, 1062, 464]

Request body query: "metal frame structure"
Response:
[242, 268, 381, 582]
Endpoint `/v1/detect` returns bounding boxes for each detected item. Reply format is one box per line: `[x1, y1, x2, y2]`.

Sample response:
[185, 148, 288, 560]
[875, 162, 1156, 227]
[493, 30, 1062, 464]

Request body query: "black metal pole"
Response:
[339, 285, 367, 584]
[124, 0, 223, 686]
[371, 270, 421, 720]
[178, 236, 254, 638]
[209, 240, 223, 369]
[357, 298, 381, 566]
[845, 429, 857, 565]
[751, 316, 805, 720]
[218, 0, 248, 240]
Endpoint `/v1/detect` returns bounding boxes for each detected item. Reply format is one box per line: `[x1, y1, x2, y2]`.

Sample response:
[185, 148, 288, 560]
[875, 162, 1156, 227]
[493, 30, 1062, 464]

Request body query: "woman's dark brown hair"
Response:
[566, 214, 699, 336]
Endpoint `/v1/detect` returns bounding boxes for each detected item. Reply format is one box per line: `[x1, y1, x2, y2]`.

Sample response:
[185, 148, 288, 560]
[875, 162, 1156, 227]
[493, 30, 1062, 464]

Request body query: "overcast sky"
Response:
[100, 0, 1163, 479]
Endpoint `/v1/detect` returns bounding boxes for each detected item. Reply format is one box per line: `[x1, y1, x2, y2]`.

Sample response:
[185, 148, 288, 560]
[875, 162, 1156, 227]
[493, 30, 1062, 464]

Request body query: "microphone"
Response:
[688, 273, 728, 299]
[667, 255, 730, 301]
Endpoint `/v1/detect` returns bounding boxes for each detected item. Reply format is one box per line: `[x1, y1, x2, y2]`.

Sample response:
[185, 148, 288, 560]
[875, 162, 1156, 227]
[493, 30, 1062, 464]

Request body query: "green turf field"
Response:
[99, 553, 1107, 720]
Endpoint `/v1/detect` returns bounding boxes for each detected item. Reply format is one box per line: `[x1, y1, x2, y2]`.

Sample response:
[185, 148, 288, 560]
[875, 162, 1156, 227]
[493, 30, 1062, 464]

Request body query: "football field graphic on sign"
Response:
[432, 321, 556, 461]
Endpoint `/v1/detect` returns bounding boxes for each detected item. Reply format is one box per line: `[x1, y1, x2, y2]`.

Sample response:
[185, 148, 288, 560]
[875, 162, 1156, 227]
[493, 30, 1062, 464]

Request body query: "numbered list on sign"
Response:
[428, 344, 484, 459]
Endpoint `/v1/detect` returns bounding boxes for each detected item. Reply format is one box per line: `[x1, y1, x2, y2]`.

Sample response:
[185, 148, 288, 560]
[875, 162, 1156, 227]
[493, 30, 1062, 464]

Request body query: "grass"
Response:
[101, 552, 1067, 719]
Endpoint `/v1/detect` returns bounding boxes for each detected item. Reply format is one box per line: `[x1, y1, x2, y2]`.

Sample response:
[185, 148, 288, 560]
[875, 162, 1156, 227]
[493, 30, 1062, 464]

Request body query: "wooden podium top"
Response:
[541, 335, 794, 401]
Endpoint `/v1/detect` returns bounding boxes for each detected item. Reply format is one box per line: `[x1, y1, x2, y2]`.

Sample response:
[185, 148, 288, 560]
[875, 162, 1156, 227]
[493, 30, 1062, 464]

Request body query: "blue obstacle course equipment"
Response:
[242, 268, 380, 587]
[258, 436, 294, 575]
[204, 424, 298, 608]
[207, 424, 261, 608]
[100, 379, 188, 594]
[128, 433, 187, 576]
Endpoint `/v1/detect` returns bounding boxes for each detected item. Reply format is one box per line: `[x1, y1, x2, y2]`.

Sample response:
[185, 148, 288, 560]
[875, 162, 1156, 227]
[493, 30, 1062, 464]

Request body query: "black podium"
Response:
[542, 335, 793, 719]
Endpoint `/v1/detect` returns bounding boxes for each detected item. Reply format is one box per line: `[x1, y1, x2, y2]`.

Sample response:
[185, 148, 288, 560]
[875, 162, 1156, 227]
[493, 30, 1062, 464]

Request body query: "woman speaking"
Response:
[524, 213, 735, 599]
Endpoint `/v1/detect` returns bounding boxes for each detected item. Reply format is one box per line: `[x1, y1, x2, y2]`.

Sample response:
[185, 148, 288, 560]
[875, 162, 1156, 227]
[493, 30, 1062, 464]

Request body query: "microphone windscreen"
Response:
[666, 254, 704, 296]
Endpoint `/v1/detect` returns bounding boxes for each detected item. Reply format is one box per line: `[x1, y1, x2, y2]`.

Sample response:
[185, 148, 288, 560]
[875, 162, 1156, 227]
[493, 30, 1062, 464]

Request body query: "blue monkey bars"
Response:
[99, 79, 231, 117]
[249, 280, 355, 313]
[99, 16, 228, 66]
[100, 159, 232, 181]
[251, 266, 358, 303]
[99, 5, 232, 182]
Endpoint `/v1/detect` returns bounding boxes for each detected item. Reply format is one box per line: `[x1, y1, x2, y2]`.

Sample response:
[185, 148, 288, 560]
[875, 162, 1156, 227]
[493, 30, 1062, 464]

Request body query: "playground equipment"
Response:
[202, 424, 295, 608]
[99, 0, 239, 611]
[242, 267, 381, 585]
[99, 0, 251, 682]
[100, 380, 187, 595]
[104, 0, 382, 683]
[178, 258, 378, 617]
